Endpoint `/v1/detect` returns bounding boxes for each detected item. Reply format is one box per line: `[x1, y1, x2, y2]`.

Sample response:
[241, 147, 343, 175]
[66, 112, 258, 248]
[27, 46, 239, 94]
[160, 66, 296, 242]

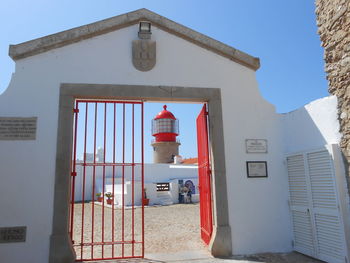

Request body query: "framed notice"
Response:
[0, 226, 26, 243]
[245, 139, 267, 153]
[246, 161, 268, 178]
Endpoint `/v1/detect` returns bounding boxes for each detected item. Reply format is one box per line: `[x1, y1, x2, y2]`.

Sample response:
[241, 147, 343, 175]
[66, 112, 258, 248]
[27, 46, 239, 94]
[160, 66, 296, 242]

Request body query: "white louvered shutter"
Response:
[287, 149, 347, 263]
[307, 150, 346, 263]
[287, 154, 315, 257]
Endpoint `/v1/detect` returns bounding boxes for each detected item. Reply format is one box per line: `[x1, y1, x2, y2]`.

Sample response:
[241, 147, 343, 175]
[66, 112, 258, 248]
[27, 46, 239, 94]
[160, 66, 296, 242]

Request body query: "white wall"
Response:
[103, 180, 199, 206]
[281, 96, 341, 154]
[73, 163, 198, 202]
[0, 23, 292, 262]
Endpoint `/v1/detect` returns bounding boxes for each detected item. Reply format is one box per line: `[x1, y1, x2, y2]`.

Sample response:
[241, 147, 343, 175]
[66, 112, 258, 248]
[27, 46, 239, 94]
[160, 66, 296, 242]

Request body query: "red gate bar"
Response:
[101, 102, 106, 258]
[69, 100, 144, 261]
[141, 102, 145, 258]
[76, 163, 142, 167]
[80, 102, 88, 258]
[122, 103, 125, 257]
[91, 102, 97, 259]
[132, 104, 135, 256]
[70, 100, 79, 240]
[112, 103, 116, 258]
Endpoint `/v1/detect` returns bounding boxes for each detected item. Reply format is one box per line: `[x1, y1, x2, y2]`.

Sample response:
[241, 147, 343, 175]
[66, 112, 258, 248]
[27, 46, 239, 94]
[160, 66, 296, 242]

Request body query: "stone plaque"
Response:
[0, 117, 37, 140]
[245, 139, 268, 153]
[132, 40, 156, 71]
[0, 226, 26, 243]
[246, 161, 268, 178]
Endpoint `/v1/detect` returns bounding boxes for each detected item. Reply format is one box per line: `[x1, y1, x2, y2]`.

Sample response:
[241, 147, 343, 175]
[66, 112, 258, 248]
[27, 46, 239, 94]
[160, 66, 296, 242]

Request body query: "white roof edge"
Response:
[8, 8, 260, 71]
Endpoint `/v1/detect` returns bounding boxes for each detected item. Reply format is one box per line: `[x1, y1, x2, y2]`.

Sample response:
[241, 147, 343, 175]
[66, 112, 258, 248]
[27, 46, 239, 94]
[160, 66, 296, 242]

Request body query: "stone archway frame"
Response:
[49, 84, 232, 263]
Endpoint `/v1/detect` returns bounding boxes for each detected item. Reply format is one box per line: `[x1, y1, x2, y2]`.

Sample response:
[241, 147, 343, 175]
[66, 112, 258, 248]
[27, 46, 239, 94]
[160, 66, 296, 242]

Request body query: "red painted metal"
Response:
[112, 103, 116, 258]
[141, 102, 145, 258]
[70, 101, 79, 241]
[69, 100, 144, 261]
[122, 103, 125, 258]
[196, 104, 213, 245]
[132, 104, 135, 257]
[91, 102, 97, 259]
[154, 105, 176, 120]
[80, 102, 88, 258]
[101, 103, 106, 258]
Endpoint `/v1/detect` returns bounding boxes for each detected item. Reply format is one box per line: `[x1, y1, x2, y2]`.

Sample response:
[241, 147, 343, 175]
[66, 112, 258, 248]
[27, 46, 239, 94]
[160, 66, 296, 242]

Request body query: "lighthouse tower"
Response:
[151, 105, 180, 163]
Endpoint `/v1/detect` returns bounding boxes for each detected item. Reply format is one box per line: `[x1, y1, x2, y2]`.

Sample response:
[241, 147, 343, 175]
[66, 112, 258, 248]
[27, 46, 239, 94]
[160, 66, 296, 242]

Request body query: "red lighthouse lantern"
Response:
[151, 105, 180, 163]
[152, 105, 179, 142]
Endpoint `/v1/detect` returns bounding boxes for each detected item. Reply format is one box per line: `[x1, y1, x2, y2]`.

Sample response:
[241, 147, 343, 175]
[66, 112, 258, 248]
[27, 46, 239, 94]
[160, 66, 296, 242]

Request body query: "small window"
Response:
[156, 183, 170, 191]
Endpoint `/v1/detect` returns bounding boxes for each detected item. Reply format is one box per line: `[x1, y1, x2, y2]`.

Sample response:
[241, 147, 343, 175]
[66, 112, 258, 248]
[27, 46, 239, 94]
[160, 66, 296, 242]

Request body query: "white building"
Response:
[74, 159, 199, 205]
[0, 9, 349, 263]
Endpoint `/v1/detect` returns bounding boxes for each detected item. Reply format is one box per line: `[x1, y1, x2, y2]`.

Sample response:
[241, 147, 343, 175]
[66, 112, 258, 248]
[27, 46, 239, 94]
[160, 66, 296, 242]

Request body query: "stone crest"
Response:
[132, 40, 156, 71]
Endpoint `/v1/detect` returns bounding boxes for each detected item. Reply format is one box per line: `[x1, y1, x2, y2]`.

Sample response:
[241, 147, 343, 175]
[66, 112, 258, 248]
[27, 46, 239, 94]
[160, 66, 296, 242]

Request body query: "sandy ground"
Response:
[73, 203, 323, 263]
[72, 202, 205, 260]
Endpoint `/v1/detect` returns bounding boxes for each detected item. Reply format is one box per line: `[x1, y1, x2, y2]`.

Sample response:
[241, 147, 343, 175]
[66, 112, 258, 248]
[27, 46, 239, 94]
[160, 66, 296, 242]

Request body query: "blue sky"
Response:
[0, 1, 328, 162]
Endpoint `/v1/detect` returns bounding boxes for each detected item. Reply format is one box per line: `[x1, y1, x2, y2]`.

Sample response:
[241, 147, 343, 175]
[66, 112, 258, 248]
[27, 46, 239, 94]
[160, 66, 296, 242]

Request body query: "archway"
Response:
[49, 84, 231, 263]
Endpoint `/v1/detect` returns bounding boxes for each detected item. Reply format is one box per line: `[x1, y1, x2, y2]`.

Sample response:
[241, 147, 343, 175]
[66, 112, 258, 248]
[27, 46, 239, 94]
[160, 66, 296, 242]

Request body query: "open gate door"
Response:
[196, 104, 213, 245]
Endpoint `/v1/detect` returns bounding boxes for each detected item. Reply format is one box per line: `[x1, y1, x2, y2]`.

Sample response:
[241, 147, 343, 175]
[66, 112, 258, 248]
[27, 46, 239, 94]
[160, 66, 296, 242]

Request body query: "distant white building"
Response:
[78, 147, 105, 163]
[74, 162, 199, 206]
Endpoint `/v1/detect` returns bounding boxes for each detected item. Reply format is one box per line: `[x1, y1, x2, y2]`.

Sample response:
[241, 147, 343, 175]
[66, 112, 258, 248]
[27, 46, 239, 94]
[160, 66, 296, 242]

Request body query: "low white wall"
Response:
[280, 98, 350, 259]
[96, 180, 200, 206]
[73, 163, 198, 204]
[281, 96, 341, 154]
[105, 181, 143, 206]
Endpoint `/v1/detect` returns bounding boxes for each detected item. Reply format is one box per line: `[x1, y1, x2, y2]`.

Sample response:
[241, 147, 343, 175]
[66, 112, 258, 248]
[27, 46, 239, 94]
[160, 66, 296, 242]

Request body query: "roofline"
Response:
[8, 8, 260, 71]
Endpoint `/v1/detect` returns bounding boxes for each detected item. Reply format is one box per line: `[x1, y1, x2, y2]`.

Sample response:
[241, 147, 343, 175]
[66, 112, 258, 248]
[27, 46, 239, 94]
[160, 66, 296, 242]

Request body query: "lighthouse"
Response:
[151, 105, 180, 163]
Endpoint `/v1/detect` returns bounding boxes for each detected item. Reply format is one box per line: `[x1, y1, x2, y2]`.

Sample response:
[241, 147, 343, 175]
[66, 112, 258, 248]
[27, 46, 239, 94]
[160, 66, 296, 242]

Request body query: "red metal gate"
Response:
[196, 104, 213, 245]
[69, 100, 144, 261]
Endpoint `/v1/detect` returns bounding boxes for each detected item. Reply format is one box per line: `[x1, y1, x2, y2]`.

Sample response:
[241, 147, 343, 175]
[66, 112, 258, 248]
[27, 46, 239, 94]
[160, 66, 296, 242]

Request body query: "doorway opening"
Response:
[50, 84, 231, 263]
[69, 100, 213, 261]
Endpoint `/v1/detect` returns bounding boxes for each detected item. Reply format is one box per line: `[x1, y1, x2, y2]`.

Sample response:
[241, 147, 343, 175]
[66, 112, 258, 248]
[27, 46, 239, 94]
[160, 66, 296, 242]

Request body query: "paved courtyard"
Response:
[73, 203, 323, 263]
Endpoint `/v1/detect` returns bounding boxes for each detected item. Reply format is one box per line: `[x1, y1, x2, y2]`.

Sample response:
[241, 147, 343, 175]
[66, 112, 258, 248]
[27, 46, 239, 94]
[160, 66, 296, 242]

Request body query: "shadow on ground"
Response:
[228, 252, 324, 263]
[79, 251, 325, 263]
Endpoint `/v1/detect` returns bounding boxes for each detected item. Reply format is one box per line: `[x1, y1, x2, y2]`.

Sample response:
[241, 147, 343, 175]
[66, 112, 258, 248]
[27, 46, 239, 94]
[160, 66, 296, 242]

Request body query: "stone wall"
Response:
[316, 0, 350, 187]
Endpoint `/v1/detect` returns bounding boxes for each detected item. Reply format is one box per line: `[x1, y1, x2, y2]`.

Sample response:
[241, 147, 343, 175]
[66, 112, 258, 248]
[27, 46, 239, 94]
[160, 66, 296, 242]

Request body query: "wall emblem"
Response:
[132, 40, 156, 71]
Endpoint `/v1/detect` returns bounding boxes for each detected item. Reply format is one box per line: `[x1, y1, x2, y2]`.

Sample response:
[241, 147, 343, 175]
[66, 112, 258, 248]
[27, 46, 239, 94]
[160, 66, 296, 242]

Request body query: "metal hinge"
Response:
[71, 172, 77, 177]
[73, 108, 79, 113]
[205, 111, 209, 116]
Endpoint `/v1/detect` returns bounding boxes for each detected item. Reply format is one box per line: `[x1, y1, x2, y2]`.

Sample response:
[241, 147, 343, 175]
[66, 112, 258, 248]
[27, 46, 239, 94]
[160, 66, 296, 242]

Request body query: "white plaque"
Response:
[246, 161, 268, 178]
[0, 117, 37, 140]
[245, 139, 267, 153]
